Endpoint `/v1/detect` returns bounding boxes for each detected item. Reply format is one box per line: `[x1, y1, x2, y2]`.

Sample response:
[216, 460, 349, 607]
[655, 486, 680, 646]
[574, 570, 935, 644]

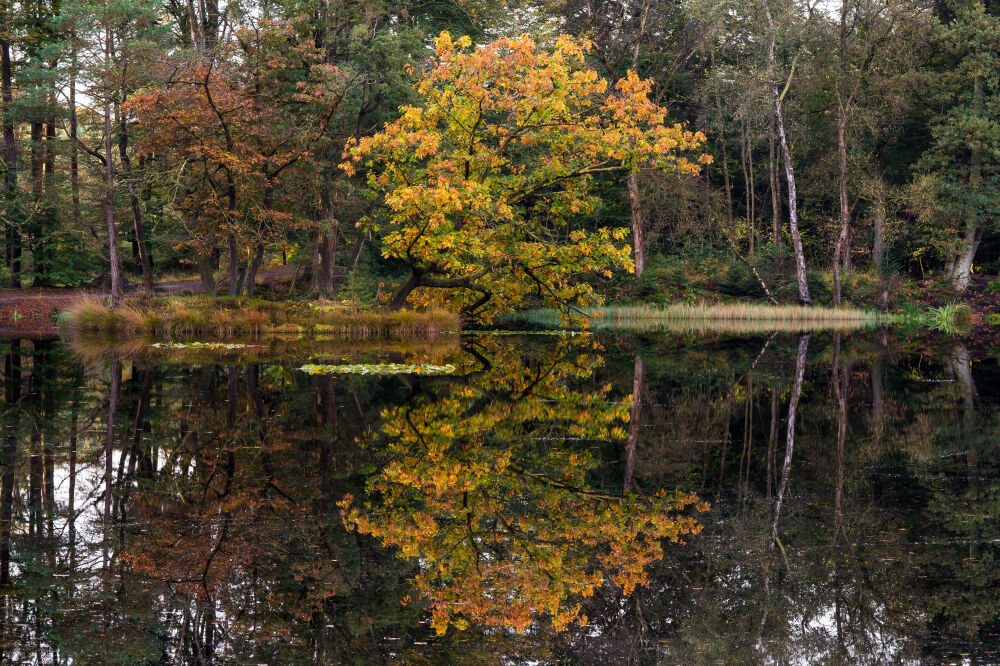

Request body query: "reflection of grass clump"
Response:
[67, 295, 459, 341]
[69, 334, 460, 365]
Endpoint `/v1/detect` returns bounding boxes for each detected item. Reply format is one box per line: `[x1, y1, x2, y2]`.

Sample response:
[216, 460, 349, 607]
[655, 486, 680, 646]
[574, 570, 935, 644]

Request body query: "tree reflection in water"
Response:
[342, 337, 706, 635]
[0, 334, 995, 663]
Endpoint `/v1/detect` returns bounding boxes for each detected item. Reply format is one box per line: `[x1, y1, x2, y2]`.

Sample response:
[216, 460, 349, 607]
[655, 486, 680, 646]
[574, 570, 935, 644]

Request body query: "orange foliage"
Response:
[343, 32, 710, 318]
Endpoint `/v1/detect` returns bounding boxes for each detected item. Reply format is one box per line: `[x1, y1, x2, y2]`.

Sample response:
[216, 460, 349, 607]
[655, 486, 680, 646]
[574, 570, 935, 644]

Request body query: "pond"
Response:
[0, 330, 997, 664]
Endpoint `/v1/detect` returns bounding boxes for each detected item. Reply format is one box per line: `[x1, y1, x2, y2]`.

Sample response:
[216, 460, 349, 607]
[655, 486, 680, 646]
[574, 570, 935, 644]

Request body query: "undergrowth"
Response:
[66, 295, 460, 341]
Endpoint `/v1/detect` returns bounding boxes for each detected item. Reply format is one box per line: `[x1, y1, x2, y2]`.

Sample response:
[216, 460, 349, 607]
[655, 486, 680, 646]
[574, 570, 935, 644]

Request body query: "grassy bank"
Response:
[64, 295, 460, 341]
[516, 304, 891, 334]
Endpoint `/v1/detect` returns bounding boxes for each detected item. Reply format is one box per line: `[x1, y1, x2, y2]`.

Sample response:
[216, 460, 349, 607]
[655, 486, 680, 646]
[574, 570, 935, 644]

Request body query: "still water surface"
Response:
[0, 331, 997, 664]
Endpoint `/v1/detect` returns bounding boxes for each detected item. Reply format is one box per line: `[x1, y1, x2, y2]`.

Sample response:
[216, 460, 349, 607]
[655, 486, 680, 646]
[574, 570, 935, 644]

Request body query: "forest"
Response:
[1, 0, 999, 323]
[3, 1, 1000, 660]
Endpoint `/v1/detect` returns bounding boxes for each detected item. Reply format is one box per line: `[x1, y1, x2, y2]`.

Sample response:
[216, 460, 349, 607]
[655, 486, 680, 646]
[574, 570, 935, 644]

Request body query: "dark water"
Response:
[0, 331, 998, 664]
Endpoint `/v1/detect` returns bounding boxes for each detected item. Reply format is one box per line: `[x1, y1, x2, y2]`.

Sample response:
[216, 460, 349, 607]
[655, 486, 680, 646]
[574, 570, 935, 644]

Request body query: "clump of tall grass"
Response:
[66, 295, 460, 342]
[516, 303, 890, 334]
[896, 303, 972, 335]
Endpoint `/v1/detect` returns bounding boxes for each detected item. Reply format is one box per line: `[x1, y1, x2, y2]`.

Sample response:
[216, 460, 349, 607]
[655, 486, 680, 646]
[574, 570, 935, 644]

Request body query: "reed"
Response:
[65, 295, 460, 342]
[516, 303, 891, 334]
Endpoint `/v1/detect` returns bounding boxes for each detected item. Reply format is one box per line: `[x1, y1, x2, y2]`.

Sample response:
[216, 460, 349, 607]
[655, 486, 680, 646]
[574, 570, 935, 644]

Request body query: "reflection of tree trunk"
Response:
[227, 365, 238, 431]
[624, 356, 645, 494]
[29, 417, 41, 537]
[120, 369, 152, 543]
[0, 339, 19, 638]
[0, 429, 14, 590]
[767, 387, 778, 500]
[318, 375, 337, 494]
[739, 374, 754, 504]
[68, 402, 78, 573]
[871, 352, 884, 447]
[0, 343, 18, 597]
[44, 432, 54, 542]
[948, 343, 979, 411]
[771, 332, 810, 547]
[104, 356, 121, 579]
[832, 333, 847, 543]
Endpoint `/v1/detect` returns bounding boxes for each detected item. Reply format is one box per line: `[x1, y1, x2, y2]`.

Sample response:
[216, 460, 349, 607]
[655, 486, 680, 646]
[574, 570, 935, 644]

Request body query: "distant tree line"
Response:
[0, 0, 998, 303]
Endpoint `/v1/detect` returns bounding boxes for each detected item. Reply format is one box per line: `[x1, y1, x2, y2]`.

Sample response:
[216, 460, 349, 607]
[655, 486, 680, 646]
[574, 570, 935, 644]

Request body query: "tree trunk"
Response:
[315, 233, 336, 297]
[387, 271, 419, 311]
[720, 126, 734, 229]
[948, 225, 981, 291]
[833, 115, 849, 305]
[70, 35, 80, 227]
[104, 27, 122, 302]
[118, 104, 153, 292]
[29, 120, 42, 284]
[769, 117, 781, 247]
[741, 108, 755, 259]
[243, 243, 265, 297]
[762, 0, 811, 305]
[1, 35, 19, 288]
[948, 73, 983, 293]
[197, 248, 218, 295]
[871, 150, 886, 270]
[228, 233, 240, 296]
[313, 186, 338, 298]
[628, 172, 646, 277]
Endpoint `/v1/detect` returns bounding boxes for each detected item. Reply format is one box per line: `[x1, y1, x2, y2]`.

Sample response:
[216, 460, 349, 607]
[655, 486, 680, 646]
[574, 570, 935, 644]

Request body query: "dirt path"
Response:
[0, 265, 302, 336]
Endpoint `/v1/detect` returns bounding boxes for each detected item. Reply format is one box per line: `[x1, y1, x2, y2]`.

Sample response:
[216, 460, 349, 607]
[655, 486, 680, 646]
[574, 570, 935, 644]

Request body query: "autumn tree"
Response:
[344, 32, 709, 318]
[128, 21, 347, 295]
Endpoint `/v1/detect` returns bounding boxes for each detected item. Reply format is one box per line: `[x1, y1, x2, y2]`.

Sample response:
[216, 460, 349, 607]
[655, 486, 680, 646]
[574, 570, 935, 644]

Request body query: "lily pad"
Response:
[150, 342, 258, 350]
[298, 362, 457, 376]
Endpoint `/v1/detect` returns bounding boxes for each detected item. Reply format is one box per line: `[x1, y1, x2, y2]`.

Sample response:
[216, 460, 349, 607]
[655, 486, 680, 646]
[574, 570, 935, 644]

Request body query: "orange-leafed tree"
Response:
[343, 32, 711, 319]
[127, 21, 348, 295]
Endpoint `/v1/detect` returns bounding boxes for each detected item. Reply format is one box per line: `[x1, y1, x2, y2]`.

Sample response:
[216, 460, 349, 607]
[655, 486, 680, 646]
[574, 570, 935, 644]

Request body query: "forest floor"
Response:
[0, 265, 302, 337]
[902, 273, 997, 315]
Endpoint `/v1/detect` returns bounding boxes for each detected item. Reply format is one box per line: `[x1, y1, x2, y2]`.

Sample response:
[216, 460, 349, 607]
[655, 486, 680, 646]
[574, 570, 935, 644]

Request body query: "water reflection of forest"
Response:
[0, 334, 997, 664]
